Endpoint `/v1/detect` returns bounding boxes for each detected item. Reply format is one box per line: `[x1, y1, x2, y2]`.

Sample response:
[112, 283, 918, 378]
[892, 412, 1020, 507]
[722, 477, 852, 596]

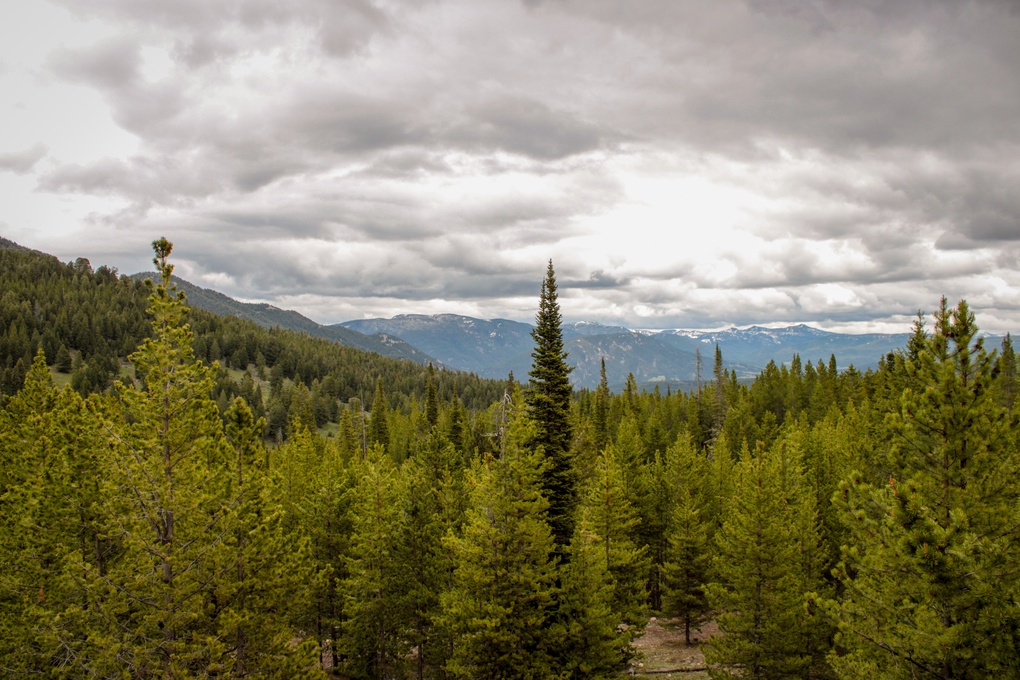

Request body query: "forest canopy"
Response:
[1, 239, 1018, 678]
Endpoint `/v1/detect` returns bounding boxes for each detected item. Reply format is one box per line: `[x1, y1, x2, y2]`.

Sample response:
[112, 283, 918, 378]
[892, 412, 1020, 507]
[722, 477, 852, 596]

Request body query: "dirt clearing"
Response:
[625, 618, 717, 677]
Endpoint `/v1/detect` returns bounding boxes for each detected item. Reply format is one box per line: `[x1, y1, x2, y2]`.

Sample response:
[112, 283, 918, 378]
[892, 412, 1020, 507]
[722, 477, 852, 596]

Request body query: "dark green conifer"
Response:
[425, 362, 440, 431]
[337, 406, 360, 463]
[342, 446, 410, 679]
[368, 378, 390, 454]
[711, 344, 727, 440]
[54, 344, 72, 373]
[593, 357, 610, 452]
[662, 488, 711, 645]
[403, 431, 466, 679]
[661, 435, 712, 645]
[997, 333, 1017, 408]
[527, 259, 576, 547]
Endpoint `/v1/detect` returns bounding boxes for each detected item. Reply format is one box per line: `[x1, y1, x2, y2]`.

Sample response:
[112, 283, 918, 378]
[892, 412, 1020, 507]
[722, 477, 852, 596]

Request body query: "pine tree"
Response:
[445, 388, 470, 459]
[579, 445, 650, 630]
[369, 378, 391, 455]
[273, 423, 353, 671]
[338, 406, 360, 463]
[341, 446, 410, 679]
[403, 431, 467, 680]
[642, 449, 672, 613]
[55, 343, 72, 373]
[656, 434, 714, 648]
[711, 344, 728, 440]
[527, 259, 576, 547]
[215, 397, 321, 677]
[74, 238, 235, 675]
[593, 357, 610, 453]
[442, 389, 559, 679]
[64, 239, 322, 677]
[0, 353, 111, 673]
[793, 409, 857, 576]
[306, 442, 353, 673]
[704, 444, 823, 680]
[425, 362, 440, 431]
[997, 333, 1017, 409]
[662, 485, 711, 645]
[705, 431, 736, 530]
[826, 299, 1020, 678]
[557, 521, 632, 679]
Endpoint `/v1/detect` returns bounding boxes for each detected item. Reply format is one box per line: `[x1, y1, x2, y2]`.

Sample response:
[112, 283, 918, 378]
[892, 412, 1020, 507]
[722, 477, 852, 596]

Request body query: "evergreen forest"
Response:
[2, 239, 1019, 679]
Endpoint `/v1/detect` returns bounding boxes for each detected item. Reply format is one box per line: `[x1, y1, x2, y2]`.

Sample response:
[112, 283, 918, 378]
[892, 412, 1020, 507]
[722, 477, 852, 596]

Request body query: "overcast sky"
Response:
[2, 0, 1019, 333]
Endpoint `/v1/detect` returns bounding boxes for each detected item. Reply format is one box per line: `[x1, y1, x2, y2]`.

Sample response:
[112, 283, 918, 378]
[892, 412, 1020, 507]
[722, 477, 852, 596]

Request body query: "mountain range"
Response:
[340, 314, 910, 390]
[2, 237, 912, 391]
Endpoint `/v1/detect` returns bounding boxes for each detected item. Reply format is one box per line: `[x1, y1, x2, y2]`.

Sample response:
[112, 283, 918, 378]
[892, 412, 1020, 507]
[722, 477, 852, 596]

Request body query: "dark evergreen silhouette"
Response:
[527, 259, 576, 548]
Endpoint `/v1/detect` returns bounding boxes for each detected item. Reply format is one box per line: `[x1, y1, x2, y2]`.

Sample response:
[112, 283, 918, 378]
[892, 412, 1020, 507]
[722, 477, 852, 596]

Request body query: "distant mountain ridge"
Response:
[2, 235, 912, 388]
[339, 314, 534, 374]
[341, 314, 911, 390]
[650, 324, 911, 376]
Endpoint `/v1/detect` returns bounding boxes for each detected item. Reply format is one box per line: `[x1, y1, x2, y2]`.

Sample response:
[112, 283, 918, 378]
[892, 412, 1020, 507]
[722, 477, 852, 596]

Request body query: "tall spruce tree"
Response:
[826, 299, 1020, 679]
[527, 259, 576, 548]
[593, 357, 610, 453]
[368, 378, 390, 455]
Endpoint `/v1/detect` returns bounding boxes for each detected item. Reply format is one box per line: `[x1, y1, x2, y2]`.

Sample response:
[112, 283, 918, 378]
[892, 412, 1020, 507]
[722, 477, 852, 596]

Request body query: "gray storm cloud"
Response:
[5, 0, 1019, 332]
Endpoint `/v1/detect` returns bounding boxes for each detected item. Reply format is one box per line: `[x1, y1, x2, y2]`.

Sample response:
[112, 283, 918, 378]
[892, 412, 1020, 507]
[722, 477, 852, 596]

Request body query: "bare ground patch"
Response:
[625, 617, 718, 677]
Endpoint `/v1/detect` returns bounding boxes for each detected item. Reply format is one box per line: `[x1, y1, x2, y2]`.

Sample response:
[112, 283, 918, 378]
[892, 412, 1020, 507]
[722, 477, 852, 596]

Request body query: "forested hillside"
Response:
[134, 272, 432, 364]
[2, 239, 1019, 678]
[0, 242, 503, 452]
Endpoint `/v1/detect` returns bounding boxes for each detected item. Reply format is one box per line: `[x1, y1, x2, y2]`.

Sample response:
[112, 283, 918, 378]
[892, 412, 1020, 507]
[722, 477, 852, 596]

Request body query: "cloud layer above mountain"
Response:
[2, 0, 1019, 332]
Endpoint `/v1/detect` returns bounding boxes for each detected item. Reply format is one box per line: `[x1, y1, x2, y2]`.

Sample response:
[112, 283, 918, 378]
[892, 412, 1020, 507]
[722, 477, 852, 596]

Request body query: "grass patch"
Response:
[50, 369, 73, 389]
